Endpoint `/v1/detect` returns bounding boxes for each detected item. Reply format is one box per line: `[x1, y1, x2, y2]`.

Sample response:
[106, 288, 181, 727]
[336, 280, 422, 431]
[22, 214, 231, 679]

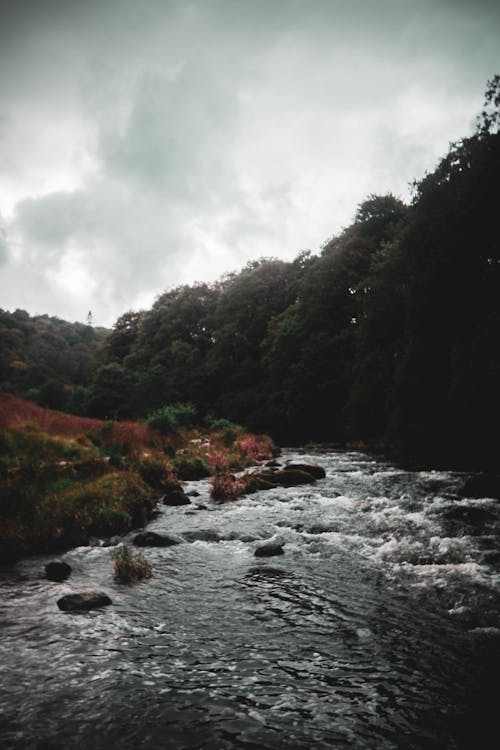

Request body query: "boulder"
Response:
[163, 490, 190, 506]
[284, 462, 326, 479]
[174, 458, 211, 480]
[273, 469, 316, 487]
[57, 591, 112, 612]
[133, 531, 184, 547]
[45, 560, 72, 582]
[245, 475, 278, 493]
[254, 540, 285, 557]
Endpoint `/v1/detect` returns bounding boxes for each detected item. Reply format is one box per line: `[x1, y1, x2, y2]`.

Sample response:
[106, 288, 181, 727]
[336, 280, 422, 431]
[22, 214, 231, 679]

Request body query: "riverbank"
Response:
[0, 393, 277, 562]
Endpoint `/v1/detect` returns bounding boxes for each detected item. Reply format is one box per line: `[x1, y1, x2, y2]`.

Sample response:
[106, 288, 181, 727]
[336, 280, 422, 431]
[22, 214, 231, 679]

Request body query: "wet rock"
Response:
[133, 531, 184, 547]
[186, 490, 201, 497]
[245, 475, 278, 493]
[243, 468, 318, 490]
[284, 462, 326, 479]
[273, 469, 316, 487]
[45, 560, 71, 582]
[265, 459, 281, 468]
[174, 458, 211, 480]
[57, 591, 112, 612]
[254, 540, 285, 557]
[163, 490, 190, 506]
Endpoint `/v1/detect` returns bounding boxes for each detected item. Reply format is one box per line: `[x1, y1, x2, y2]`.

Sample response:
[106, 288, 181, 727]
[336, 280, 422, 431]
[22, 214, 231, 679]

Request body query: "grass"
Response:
[0, 391, 278, 560]
[113, 545, 152, 583]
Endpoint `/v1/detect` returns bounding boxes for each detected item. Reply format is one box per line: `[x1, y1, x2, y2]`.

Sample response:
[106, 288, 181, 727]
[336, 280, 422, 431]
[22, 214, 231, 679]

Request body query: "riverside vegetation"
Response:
[0, 392, 277, 562]
[0, 78, 499, 470]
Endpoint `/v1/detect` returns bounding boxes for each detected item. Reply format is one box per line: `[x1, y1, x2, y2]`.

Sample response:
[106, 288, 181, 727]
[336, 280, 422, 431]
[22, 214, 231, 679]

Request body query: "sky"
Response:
[0, 0, 499, 327]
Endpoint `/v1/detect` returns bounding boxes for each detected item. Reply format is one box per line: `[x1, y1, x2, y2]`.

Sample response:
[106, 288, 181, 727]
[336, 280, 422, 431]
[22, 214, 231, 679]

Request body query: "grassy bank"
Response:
[0, 393, 276, 562]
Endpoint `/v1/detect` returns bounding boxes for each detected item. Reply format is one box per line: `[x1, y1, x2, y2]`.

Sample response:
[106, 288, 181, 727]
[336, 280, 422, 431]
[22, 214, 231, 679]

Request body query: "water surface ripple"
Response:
[1, 449, 499, 749]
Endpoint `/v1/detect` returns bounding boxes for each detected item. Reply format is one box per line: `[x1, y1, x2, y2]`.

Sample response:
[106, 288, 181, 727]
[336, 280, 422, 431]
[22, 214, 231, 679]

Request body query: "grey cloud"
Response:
[0, 219, 7, 265]
[0, 0, 499, 325]
[99, 65, 236, 195]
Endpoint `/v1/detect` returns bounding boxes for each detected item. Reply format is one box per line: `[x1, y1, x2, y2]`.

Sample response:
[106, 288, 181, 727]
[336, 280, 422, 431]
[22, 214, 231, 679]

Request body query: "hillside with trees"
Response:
[2, 77, 499, 469]
[0, 309, 109, 414]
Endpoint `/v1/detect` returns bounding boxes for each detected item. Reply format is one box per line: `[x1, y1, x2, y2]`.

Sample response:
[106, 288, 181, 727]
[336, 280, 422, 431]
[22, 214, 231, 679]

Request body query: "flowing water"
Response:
[1, 449, 500, 749]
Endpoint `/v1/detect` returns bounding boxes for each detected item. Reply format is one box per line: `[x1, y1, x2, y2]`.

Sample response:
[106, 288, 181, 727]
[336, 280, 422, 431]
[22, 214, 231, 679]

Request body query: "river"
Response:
[1, 448, 499, 749]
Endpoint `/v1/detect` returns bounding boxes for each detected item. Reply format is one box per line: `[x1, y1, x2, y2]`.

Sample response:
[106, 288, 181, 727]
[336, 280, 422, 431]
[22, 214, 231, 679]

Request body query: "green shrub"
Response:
[207, 417, 240, 432]
[90, 508, 131, 537]
[173, 455, 211, 480]
[146, 403, 197, 435]
[113, 545, 152, 583]
[137, 456, 179, 492]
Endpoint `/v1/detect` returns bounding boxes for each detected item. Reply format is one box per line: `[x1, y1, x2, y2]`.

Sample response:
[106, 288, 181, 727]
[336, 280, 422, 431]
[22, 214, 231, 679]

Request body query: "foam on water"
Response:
[1, 447, 500, 749]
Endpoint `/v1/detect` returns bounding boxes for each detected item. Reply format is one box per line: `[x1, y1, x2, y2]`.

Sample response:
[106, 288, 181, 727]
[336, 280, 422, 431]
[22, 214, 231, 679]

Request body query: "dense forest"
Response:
[2, 78, 499, 469]
[0, 309, 108, 414]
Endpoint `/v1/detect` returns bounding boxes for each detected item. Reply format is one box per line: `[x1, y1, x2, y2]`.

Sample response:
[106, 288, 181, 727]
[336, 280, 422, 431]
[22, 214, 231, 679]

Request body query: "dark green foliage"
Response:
[90, 508, 131, 537]
[173, 456, 211, 480]
[146, 402, 197, 435]
[85, 363, 138, 419]
[2, 78, 498, 470]
[0, 309, 108, 412]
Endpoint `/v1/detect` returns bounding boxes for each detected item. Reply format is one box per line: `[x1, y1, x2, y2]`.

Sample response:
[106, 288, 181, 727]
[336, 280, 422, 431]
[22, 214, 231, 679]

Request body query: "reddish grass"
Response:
[0, 392, 157, 453]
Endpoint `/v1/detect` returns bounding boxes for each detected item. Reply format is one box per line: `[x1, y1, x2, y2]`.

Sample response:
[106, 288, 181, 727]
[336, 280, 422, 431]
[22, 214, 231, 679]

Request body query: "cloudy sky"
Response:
[0, 0, 499, 326]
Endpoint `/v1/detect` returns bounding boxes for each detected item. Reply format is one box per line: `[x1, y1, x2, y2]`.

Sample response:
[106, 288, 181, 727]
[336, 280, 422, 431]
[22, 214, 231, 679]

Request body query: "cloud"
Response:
[0, 0, 499, 325]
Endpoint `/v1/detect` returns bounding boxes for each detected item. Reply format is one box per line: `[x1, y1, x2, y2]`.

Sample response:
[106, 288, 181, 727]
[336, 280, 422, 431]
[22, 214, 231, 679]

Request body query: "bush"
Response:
[137, 456, 180, 492]
[146, 403, 197, 435]
[90, 508, 131, 537]
[173, 455, 211, 480]
[113, 545, 152, 583]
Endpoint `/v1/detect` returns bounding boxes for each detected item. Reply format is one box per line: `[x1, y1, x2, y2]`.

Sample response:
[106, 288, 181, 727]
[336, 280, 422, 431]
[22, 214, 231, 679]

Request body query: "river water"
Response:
[1, 449, 499, 749]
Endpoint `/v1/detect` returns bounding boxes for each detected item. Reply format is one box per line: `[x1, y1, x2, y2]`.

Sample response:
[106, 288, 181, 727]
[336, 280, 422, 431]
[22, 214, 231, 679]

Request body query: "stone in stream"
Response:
[163, 490, 190, 506]
[273, 469, 317, 487]
[57, 591, 112, 612]
[254, 540, 285, 557]
[133, 531, 184, 547]
[45, 560, 71, 582]
[283, 462, 326, 479]
[244, 464, 325, 493]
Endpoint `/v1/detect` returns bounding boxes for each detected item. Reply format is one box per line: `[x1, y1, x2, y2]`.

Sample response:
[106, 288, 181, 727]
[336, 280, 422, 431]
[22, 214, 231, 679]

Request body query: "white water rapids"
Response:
[1, 449, 499, 749]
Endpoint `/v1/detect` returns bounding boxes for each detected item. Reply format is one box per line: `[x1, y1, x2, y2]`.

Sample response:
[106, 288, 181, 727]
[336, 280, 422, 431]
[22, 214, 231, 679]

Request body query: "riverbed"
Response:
[1, 449, 499, 749]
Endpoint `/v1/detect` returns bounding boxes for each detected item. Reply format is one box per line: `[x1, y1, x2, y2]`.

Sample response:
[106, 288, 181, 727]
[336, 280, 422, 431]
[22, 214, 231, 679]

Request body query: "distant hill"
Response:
[0, 308, 109, 413]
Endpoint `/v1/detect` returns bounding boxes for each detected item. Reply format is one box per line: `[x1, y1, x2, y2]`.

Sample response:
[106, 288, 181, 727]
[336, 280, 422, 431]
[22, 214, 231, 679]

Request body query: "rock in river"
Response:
[163, 490, 190, 506]
[133, 531, 184, 547]
[254, 540, 285, 557]
[57, 591, 112, 612]
[45, 560, 71, 582]
[284, 462, 326, 479]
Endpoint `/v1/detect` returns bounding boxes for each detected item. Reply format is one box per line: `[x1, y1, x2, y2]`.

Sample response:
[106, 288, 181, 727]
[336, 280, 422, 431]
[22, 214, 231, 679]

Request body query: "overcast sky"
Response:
[0, 0, 499, 326]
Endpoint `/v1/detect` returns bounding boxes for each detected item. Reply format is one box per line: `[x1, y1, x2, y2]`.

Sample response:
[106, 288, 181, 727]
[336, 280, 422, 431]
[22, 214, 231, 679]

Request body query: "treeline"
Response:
[2, 78, 499, 468]
[0, 309, 108, 414]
